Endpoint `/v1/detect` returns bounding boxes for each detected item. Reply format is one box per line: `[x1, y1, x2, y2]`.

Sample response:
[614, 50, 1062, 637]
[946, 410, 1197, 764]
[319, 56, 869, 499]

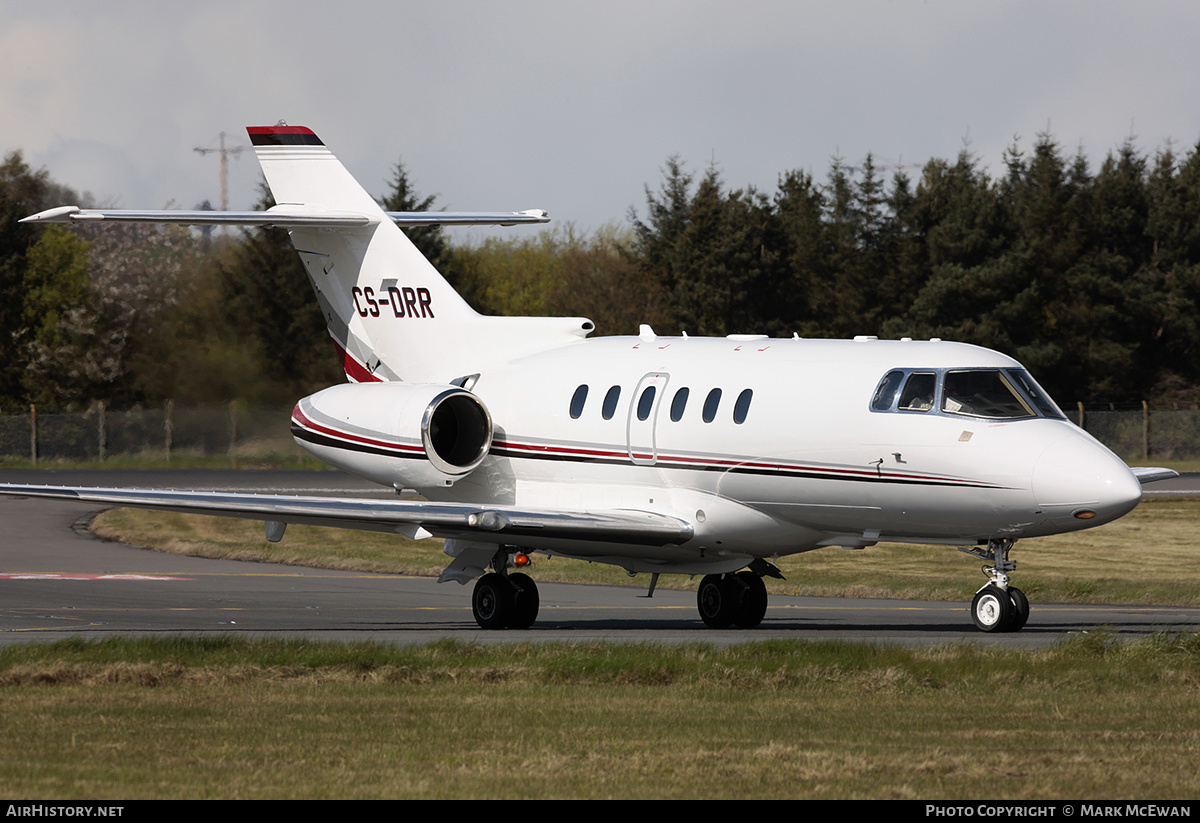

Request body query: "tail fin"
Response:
[248, 124, 592, 383]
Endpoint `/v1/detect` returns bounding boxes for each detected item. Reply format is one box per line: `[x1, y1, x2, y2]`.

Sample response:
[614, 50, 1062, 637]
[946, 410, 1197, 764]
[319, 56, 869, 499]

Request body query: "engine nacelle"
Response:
[291, 382, 493, 488]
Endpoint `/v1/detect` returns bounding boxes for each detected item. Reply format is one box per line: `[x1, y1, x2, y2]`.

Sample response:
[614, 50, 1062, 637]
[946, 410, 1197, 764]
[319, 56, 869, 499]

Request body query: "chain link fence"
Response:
[0, 402, 301, 465]
[1077, 407, 1200, 463]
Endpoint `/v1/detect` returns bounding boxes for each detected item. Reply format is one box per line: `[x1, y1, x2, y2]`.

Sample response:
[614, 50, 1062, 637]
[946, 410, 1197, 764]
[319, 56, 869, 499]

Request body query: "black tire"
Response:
[732, 571, 768, 629]
[506, 572, 540, 630]
[472, 573, 512, 629]
[697, 574, 737, 628]
[1006, 586, 1030, 632]
[971, 584, 1013, 632]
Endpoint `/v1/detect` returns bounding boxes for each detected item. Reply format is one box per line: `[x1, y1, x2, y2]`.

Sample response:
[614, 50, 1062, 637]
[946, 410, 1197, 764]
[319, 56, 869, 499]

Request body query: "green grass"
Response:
[1, 635, 1198, 799]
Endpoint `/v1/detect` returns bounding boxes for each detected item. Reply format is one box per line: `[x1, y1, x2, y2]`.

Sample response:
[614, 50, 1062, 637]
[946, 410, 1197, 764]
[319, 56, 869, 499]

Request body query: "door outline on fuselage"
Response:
[627, 372, 669, 466]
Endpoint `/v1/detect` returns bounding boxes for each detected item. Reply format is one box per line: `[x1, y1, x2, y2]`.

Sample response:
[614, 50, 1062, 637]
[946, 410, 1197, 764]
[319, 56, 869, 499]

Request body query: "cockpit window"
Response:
[872, 370, 905, 411]
[942, 370, 1034, 419]
[1004, 369, 1067, 420]
[898, 372, 936, 412]
[871, 366, 1063, 421]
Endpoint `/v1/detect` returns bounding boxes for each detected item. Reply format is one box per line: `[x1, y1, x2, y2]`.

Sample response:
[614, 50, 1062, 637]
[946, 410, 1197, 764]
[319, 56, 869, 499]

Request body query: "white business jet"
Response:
[7, 124, 1173, 633]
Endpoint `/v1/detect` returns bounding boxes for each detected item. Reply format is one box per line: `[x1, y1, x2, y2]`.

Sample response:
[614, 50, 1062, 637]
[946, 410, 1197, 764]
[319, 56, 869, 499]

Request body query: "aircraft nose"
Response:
[1031, 434, 1142, 528]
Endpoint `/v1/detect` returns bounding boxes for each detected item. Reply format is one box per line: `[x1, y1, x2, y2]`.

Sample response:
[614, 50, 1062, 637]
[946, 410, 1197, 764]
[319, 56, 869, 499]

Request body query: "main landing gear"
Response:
[470, 553, 783, 631]
[471, 550, 539, 629]
[696, 561, 782, 629]
[961, 538, 1030, 633]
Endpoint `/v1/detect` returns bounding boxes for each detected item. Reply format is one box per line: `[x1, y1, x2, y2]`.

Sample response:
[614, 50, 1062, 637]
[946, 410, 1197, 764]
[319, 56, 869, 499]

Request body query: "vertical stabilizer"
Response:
[248, 125, 591, 383]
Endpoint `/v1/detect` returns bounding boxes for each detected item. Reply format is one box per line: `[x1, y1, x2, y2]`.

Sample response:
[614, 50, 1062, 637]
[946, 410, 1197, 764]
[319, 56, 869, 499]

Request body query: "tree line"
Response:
[3, 132, 1200, 413]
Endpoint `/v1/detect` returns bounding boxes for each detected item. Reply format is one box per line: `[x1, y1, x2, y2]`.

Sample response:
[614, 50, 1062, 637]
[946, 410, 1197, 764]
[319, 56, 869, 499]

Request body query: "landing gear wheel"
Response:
[971, 584, 1014, 633]
[962, 539, 1029, 632]
[697, 574, 737, 628]
[506, 572, 540, 630]
[1006, 586, 1029, 632]
[732, 571, 768, 629]
[472, 572, 513, 629]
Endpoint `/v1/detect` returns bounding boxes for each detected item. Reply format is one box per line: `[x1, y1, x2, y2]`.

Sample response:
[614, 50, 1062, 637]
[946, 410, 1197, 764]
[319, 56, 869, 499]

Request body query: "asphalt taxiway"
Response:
[1, 468, 1197, 648]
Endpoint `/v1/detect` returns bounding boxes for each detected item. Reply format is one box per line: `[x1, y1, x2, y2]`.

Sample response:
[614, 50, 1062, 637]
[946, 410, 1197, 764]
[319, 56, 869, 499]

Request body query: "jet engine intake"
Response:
[421, 387, 493, 475]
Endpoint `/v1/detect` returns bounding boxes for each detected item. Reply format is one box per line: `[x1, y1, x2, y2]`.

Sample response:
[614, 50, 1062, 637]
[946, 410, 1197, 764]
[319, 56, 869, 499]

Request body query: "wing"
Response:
[19, 206, 550, 228]
[0, 483, 693, 546]
[1130, 466, 1180, 485]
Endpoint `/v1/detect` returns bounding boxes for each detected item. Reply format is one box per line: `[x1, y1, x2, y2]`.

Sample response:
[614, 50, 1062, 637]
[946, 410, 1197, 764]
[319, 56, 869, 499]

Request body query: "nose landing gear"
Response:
[961, 538, 1030, 632]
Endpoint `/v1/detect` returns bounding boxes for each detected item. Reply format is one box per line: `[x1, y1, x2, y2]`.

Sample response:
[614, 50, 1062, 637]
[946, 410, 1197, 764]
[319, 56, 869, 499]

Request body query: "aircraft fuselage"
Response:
[293, 333, 1142, 575]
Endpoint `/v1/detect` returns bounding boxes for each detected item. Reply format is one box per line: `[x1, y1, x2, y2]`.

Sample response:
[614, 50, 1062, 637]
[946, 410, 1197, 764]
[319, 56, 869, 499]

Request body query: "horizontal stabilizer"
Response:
[20, 206, 550, 228]
[385, 209, 549, 226]
[1130, 466, 1179, 485]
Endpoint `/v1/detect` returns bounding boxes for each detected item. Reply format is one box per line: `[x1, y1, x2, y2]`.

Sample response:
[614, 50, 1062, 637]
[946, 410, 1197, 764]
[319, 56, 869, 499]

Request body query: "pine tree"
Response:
[217, 182, 342, 401]
[0, 153, 54, 408]
[379, 158, 449, 269]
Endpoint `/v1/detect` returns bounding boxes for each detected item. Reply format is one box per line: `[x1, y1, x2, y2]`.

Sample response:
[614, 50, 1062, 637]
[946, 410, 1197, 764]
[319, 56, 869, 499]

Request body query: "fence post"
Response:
[1076, 401, 1085, 429]
[1142, 400, 1149, 461]
[229, 399, 238, 468]
[29, 404, 37, 466]
[164, 399, 174, 463]
[97, 401, 106, 463]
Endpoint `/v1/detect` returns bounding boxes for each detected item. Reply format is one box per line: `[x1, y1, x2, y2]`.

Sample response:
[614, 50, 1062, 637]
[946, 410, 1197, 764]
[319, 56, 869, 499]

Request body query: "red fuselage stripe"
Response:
[291, 405, 422, 456]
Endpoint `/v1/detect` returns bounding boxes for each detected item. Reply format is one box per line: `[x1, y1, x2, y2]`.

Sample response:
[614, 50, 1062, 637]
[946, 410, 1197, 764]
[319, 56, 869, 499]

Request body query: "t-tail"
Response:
[248, 125, 593, 383]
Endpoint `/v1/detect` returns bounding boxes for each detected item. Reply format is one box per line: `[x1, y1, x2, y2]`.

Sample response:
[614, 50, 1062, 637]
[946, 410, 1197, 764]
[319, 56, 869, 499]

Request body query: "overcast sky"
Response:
[5, 1, 1200, 239]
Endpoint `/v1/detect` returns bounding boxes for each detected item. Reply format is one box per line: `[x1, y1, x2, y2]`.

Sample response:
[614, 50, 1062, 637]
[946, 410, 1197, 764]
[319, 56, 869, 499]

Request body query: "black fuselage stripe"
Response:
[295, 424, 1005, 489]
[291, 424, 425, 461]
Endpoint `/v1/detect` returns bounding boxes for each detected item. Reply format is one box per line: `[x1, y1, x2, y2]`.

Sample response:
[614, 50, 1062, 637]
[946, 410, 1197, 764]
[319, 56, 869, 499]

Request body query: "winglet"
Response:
[19, 206, 82, 224]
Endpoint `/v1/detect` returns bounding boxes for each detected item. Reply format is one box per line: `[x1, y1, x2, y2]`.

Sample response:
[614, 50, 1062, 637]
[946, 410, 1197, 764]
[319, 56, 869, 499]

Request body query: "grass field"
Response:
[1, 635, 1198, 799]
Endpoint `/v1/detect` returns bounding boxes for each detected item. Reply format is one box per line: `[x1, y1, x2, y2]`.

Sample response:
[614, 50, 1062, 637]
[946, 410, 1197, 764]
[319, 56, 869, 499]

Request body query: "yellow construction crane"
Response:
[194, 132, 244, 213]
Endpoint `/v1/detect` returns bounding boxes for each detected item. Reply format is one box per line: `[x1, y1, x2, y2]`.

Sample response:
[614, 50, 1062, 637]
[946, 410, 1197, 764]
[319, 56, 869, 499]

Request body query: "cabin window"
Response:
[942, 370, 1034, 419]
[733, 389, 753, 423]
[569, 385, 588, 419]
[898, 372, 936, 412]
[602, 386, 621, 420]
[636, 386, 657, 421]
[670, 387, 689, 422]
[702, 388, 722, 423]
[872, 370, 905, 411]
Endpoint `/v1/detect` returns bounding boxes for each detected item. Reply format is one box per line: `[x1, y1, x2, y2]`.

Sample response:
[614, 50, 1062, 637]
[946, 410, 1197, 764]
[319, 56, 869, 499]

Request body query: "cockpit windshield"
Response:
[942, 370, 1033, 419]
[1004, 369, 1067, 419]
[870, 367, 1067, 420]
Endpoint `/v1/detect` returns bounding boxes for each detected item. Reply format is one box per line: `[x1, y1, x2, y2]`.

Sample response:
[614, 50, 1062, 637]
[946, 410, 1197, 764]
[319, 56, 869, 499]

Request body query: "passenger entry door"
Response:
[627, 372, 669, 466]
